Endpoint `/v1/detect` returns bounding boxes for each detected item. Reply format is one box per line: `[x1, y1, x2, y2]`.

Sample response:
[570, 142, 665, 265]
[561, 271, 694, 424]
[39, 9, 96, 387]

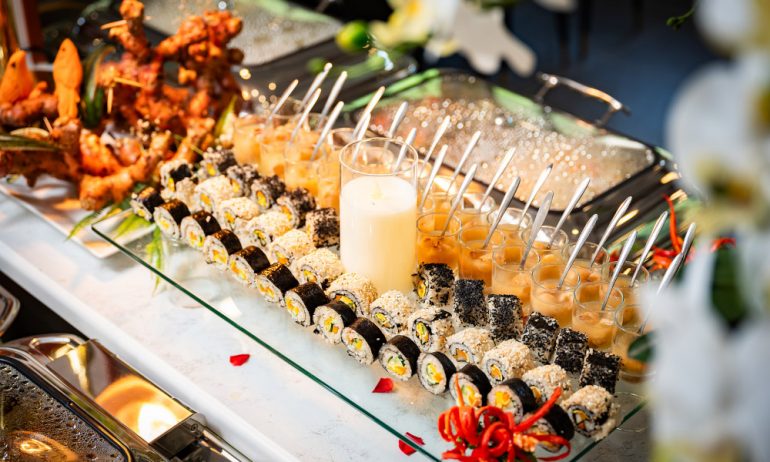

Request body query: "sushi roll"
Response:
[251, 175, 286, 212]
[552, 328, 589, 374]
[226, 164, 259, 196]
[195, 176, 237, 212]
[160, 159, 193, 192]
[305, 208, 340, 248]
[218, 197, 260, 231]
[378, 335, 421, 381]
[277, 188, 316, 228]
[370, 290, 416, 336]
[181, 211, 221, 250]
[245, 211, 293, 253]
[449, 364, 492, 408]
[521, 312, 560, 363]
[130, 186, 164, 222]
[487, 294, 524, 342]
[327, 272, 378, 317]
[579, 349, 621, 394]
[446, 328, 495, 367]
[284, 282, 329, 327]
[229, 246, 270, 286]
[270, 229, 315, 266]
[174, 177, 199, 211]
[453, 279, 488, 327]
[255, 263, 298, 304]
[562, 385, 619, 440]
[200, 146, 237, 179]
[295, 248, 344, 289]
[342, 318, 386, 365]
[412, 263, 454, 308]
[313, 301, 357, 344]
[203, 229, 242, 270]
[487, 378, 538, 422]
[482, 339, 534, 385]
[408, 307, 454, 353]
[527, 405, 575, 452]
[417, 352, 457, 394]
[522, 364, 572, 405]
[153, 200, 190, 239]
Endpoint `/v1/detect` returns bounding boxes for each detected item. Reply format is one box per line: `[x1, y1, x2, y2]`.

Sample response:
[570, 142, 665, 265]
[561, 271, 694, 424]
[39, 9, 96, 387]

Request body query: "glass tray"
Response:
[93, 211, 647, 460]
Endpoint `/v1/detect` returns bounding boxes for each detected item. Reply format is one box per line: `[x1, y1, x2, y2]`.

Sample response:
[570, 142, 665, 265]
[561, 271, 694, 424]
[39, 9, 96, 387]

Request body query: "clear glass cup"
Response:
[486, 207, 533, 246]
[562, 242, 607, 283]
[232, 114, 265, 165]
[612, 304, 652, 382]
[602, 261, 650, 309]
[458, 225, 506, 288]
[530, 263, 580, 327]
[456, 192, 497, 227]
[324, 127, 378, 212]
[520, 225, 569, 265]
[430, 174, 461, 195]
[572, 281, 624, 350]
[285, 113, 326, 195]
[259, 114, 296, 178]
[416, 212, 461, 270]
[492, 244, 541, 315]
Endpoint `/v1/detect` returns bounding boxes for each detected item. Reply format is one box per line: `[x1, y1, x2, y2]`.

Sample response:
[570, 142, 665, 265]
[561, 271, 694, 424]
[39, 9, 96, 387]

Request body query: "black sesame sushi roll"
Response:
[153, 200, 190, 239]
[226, 164, 259, 197]
[342, 318, 386, 365]
[413, 263, 454, 307]
[453, 279, 488, 327]
[487, 378, 538, 422]
[562, 385, 618, 440]
[378, 335, 421, 381]
[487, 294, 524, 342]
[181, 211, 221, 250]
[407, 307, 454, 353]
[327, 273, 379, 317]
[579, 349, 621, 394]
[277, 188, 316, 228]
[305, 208, 340, 248]
[229, 246, 270, 286]
[449, 364, 492, 408]
[313, 301, 357, 344]
[417, 352, 457, 394]
[245, 211, 293, 253]
[204, 229, 242, 270]
[195, 176, 237, 212]
[256, 263, 298, 304]
[251, 175, 286, 211]
[270, 229, 315, 267]
[295, 248, 344, 289]
[521, 312, 560, 363]
[370, 290, 416, 337]
[160, 159, 193, 192]
[200, 147, 237, 178]
[528, 405, 575, 452]
[284, 282, 329, 327]
[552, 328, 589, 375]
[131, 186, 164, 222]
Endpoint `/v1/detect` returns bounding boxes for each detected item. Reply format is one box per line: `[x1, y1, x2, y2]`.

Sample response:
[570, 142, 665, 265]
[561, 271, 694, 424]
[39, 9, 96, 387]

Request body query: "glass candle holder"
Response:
[572, 281, 624, 350]
[458, 225, 506, 287]
[456, 192, 497, 227]
[340, 138, 418, 293]
[612, 304, 652, 381]
[492, 244, 541, 315]
[530, 263, 580, 327]
[520, 225, 569, 265]
[232, 114, 266, 165]
[602, 261, 650, 309]
[416, 212, 461, 270]
[486, 207, 533, 246]
[561, 242, 607, 283]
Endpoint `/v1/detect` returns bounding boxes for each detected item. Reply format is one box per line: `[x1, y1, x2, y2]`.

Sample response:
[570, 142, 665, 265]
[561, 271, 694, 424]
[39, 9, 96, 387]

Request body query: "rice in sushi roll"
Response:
[378, 335, 421, 381]
[449, 364, 491, 408]
[487, 378, 538, 422]
[487, 294, 523, 342]
[327, 272, 378, 317]
[305, 208, 340, 248]
[218, 197, 260, 231]
[446, 328, 495, 367]
[251, 175, 286, 212]
[527, 405, 575, 452]
[522, 364, 572, 405]
[270, 229, 314, 266]
[295, 248, 344, 289]
[245, 211, 293, 252]
[203, 229, 242, 270]
[342, 318, 386, 365]
[160, 159, 193, 192]
[277, 188, 316, 228]
[412, 263, 454, 308]
[256, 263, 298, 304]
[174, 177, 199, 211]
[313, 301, 357, 344]
[562, 385, 618, 440]
[552, 328, 589, 374]
[453, 279, 488, 327]
[153, 200, 191, 239]
[200, 147, 237, 179]
[482, 339, 534, 385]
[226, 164, 259, 197]
[521, 312, 560, 363]
[229, 246, 270, 286]
[579, 349, 621, 394]
[130, 186, 164, 222]
[370, 290, 416, 336]
[195, 176, 236, 213]
[417, 352, 457, 394]
[181, 211, 221, 250]
[284, 282, 329, 327]
[408, 307, 454, 353]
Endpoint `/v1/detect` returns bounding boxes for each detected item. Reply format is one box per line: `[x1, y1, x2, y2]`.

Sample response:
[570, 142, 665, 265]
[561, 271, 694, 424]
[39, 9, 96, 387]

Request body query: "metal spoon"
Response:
[601, 230, 637, 311]
[420, 117, 452, 177]
[288, 88, 322, 143]
[638, 252, 684, 333]
[557, 214, 598, 289]
[679, 223, 697, 263]
[630, 211, 668, 284]
[311, 100, 344, 161]
[354, 86, 385, 136]
[320, 71, 347, 118]
[549, 178, 590, 247]
[349, 112, 371, 164]
[265, 79, 299, 126]
[591, 196, 633, 265]
[447, 131, 482, 188]
[519, 164, 553, 228]
[519, 191, 554, 269]
[418, 145, 449, 209]
[441, 163, 478, 236]
[392, 128, 417, 173]
[480, 148, 516, 207]
[300, 62, 332, 108]
[483, 178, 521, 248]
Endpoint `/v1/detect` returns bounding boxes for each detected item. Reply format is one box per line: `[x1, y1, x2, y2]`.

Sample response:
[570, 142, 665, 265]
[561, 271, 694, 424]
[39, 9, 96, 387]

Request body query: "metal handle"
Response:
[534, 73, 630, 127]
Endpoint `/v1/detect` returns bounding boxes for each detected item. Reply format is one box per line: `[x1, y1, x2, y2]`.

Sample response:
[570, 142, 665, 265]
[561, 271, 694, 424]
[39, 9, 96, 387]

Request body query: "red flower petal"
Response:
[229, 354, 250, 366]
[406, 432, 424, 446]
[372, 377, 394, 393]
[398, 439, 417, 456]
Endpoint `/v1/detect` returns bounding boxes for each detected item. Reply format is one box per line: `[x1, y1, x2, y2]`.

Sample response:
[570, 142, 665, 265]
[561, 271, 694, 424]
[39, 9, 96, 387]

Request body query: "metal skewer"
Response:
[483, 178, 521, 248]
[440, 163, 478, 236]
[420, 117, 452, 177]
[300, 62, 332, 108]
[602, 231, 637, 311]
[480, 148, 516, 207]
[519, 191, 554, 269]
[549, 178, 590, 247]
[392, 128, 417, 173]
[518, 164, 553, 228]
[630, 211, 668, 284]
[418, 145, 449, 209]
[557, 214, 598, 289]
[447, 131, 482, 189]
[311, 101, 344, 161]
[288, 88, 322, 143]
[591, 196, 633, 265]
[320, 71, 347, 118]
[265, 79, 299, 126]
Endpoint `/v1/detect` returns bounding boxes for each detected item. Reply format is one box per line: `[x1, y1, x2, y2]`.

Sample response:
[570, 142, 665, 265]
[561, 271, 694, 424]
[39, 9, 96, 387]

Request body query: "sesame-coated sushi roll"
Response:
[487, 378, 538, 422]
[226, 164, 259, 197]
[408, 307, 454, 353]
[446, 328, 495, 367]
[256, 263, 298, 305]
[453, 279, 487, 327]
[200, 147, 237, 179]
[174, 177, 199, 211]
[313, 301, 357, 344]
[245, 211, 293, 252]
[522, 364, 572, 405]
[417, 352, 457, 394]
[284, 282, 329, 327]
[295, 248, 344, 289]
[370, 290, 416, 336]
[521, 312, 560, 363]
[181, 211, 221, 250]
[579, 349, 621, 394]
[131, 186, 164, 222]
[552, 328, 589, 374]
[378, 335, 421, 381]
[305, 208, 340, 248]
[153, 200, 190, 239]
[270, 229, 314, 266]
[327, 272, 378, 317]
[218, 197, 260, 231]
[203, 229, 242, 270]
[195, 176, 236, 212]
[563, 385, 618, 440]
[487, 294, 523, 342]
[527, 405, 575, 452]
[449, 364, 492, 408]
[413, 263, 454, 308]
[160, 159, 193, 192]
[277, 188, 316, 228]
[251, 175, 286, 211]
[229, 246, 270, 286]
[482, 339, 534, 384]
[342, 318, 386, 365]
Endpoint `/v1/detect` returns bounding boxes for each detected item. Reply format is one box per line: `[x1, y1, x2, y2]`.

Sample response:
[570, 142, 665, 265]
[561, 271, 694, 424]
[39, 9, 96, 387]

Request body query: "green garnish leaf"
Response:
[711, 245, 749, 328]
[0, 133, 61, 152]
[145, 227, 165, 291]
[628, 332, 654, 363]
[113, 213, 150, 239]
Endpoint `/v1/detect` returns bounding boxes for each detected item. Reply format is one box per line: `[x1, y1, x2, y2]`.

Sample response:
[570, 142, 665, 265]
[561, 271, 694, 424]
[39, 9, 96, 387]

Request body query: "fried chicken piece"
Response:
[171, 117, 214, 165]
[109, 0, 150, 62]
[0, 89, 58, 126]
[114, 137, 142, 166]
[79, 130, 123, 176]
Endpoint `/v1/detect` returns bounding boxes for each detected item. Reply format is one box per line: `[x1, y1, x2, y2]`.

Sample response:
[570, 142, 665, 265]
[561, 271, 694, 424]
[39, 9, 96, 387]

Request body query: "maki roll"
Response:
[256, 263, 298, 304]
[195, 176, 236, 212]
[378, 335, 421, 381]
[245, 211, 293, 253]
[487, 294, 524, 342]
[417, 352, 457, 394]
[370, 290, 416, 336]
[200, 147, 237, 178]
[218, 197, 260, 231]
[327, 272, 379, 317]
[229, 246, 270, 286]
[284, 282, 329, 327]
[527, 405, 575, 452]
[453, 279, 487, 327]
[482, 339, 534, 385]
[408, 307, 454, 353]
[160, 159, 193, 192]
[552, 328, 589, 374]
[446, 328, 495, 367]
[521, 312, 560, 363]
[522, 364, 572, 405]
[295, 248, 344, 289]
[131, 186, 164, 222]
[203, 229, 242, 270]
[277, 188, 316, 227]
[342, 318, 386, 365]
[449, 364, 492, 408]
[181, 211, 221, 250]
[174, 177, 199, 211]
[487, 378, 538, 422]
[270, 229, 315, 266]
[579, 349, 621, 394]
[412, 263, 454, 308]
[305, 208, 340, 248]
[313, 301, 357, 344]
[251, 175, 286, 211]
[226, 164, 259, 196]
[563, 385, 619, 440]
[153, 200, 190, 239]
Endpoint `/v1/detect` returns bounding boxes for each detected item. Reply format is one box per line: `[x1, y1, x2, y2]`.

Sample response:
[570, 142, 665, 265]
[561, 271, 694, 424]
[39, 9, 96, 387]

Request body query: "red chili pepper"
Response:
[372, 377, 394, 393]
[399, 439, 417, 456]
[711, 237, 736, 252]
[229, 354, 250, 366]
[663, 194, 682, 253]
[406, 432, 424, 446]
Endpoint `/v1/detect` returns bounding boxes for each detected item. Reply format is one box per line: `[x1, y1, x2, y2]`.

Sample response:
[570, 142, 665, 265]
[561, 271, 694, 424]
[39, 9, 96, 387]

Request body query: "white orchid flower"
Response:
[696, 0, 768, 52]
